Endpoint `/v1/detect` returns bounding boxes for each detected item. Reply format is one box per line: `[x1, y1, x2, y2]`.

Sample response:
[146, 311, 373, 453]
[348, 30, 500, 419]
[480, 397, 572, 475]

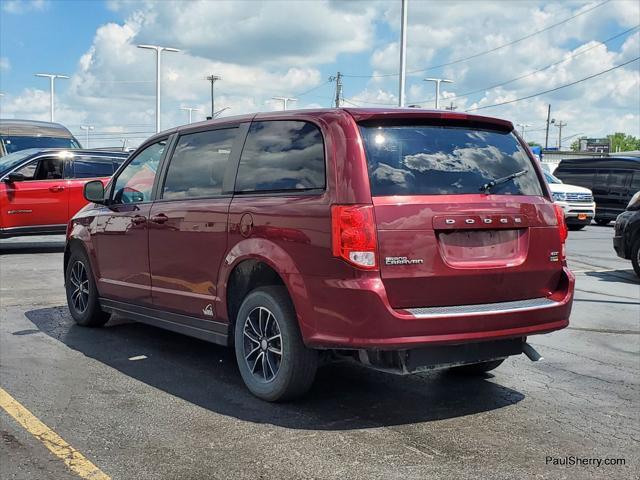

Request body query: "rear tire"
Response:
[65, 249, 110, 327]
[595, 218, 610, 226]
[449, 359, 504, 375]
[568, 224, 586, 231]
[631, 239, 640, 278]
[234, 286, 318, 402]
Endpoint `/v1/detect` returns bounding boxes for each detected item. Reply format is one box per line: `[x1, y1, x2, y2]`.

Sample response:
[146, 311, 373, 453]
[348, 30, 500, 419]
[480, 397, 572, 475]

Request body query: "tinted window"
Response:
[631, 172, 640, 192]
[361, 125, 543, 196]
[14, 156, 63, 180]
[235, 121, 325, 192]
[72, 158, 116, 178]
[1, 135, 80, 154]
[550, 168, 594, 190]
[608, 170, 630, 189]
[112, 140, 166, 204]
[163, 128, 237, 200]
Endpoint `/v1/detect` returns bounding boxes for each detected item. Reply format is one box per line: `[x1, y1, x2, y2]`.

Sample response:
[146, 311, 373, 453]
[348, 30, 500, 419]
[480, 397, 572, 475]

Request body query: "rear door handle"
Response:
[49, 186, 65, 192]
[131, 215, 147, 225]
[150, 213, 169, 224]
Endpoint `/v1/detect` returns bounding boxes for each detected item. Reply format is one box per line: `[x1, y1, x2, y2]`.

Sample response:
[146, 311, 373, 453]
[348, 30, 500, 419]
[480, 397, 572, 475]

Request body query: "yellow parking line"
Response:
[0, 387, 110, 480]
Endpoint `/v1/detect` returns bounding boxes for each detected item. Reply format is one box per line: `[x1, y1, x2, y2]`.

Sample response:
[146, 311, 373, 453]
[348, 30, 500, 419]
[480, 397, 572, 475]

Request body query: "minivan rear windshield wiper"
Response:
[479, 169, 528, 193]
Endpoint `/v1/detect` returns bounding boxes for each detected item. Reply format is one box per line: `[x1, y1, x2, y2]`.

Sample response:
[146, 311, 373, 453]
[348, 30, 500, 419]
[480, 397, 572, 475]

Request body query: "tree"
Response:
[528, 141, 541, 147]
[607, 132, 640, 153]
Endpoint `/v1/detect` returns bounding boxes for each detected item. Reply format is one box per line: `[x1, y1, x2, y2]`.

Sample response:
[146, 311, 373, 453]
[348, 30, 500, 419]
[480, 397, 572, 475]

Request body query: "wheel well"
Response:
[63, 239, 85, 277]
[226, 260, 285, 326]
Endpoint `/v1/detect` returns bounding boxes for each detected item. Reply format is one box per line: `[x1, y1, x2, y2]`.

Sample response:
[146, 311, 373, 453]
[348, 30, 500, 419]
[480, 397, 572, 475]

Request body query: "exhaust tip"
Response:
[523, 342, 543, 362]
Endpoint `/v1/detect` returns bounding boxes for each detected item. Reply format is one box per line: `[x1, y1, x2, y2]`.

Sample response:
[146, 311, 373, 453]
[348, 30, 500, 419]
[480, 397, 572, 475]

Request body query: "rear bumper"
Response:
[296, 267, 574, 349]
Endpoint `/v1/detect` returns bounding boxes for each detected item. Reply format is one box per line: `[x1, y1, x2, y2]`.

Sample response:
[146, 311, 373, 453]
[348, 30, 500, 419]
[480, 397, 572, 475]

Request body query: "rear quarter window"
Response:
[235, 120, 325, 193]
[360, 125, 543, 196]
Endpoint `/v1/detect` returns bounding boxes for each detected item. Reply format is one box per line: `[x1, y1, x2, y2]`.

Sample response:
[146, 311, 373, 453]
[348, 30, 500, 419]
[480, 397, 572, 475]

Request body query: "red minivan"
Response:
[65, 109, 574, 401]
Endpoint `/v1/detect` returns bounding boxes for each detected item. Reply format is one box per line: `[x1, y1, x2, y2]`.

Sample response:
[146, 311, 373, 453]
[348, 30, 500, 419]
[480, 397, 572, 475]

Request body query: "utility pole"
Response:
[272, 96, 297, 111]
[137, 44, 180, 133]
[445, 101, 457, 111]
[555, 120, 567, 149]
[424, 77, 453, 109]
[544, 104, 552, 149]
[80, 125, 94, 148]
[398, 0, 408, 107]
[206, 75, 221, 119]
[516, 123, 532, 141]
[180, 106, 202, 124]
[330, 72, 343, 108]
[35, 73, 70, 122]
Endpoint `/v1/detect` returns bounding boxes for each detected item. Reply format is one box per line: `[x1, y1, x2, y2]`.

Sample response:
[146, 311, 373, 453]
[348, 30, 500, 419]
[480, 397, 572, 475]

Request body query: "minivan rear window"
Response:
[360, 125, 543, 197]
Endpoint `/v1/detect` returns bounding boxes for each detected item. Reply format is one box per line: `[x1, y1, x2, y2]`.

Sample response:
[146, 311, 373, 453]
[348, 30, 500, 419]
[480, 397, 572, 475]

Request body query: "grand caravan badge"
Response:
[385, 256, 424, 266]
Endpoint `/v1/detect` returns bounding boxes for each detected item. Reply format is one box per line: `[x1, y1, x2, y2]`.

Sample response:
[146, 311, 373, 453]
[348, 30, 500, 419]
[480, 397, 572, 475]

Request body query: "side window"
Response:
[608, 170, 630, 189]
[72, 157, 116, 178]
[14, 156, 63, 180]
[162, 128, 237, 200]
[235, 120, 325, 192]
[112, 140, 166, 204]
[631, 172, 640, 192]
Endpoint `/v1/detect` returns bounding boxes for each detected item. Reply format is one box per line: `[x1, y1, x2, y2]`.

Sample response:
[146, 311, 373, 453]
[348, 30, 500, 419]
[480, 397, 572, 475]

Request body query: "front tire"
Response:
[631, 239, 640, 278]
[449, 359, 504, 375]
[234, 286, 318, 402]
[595, 218, 610, 226]
[65, 249, 110, 327]
[568, 224, 586, 231]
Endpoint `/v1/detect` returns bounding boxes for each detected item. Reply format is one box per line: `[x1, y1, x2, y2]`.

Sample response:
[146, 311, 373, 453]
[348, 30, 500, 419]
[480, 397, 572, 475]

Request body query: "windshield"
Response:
[0, 149, 39, 176]
[1, 135, 81, 155]
[544, 171, 562, 184]
[360, 125, 543, 196]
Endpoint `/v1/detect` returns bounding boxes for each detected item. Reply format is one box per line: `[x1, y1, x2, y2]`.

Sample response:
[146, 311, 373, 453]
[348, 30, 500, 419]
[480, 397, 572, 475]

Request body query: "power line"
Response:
[409, 24, 639, 104]
[342, 0, 612, 79]
[466, 56, 640, 112]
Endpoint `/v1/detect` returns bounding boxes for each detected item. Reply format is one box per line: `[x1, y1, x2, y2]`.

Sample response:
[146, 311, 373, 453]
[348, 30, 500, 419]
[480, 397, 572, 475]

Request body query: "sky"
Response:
[0, 0, 638, 149]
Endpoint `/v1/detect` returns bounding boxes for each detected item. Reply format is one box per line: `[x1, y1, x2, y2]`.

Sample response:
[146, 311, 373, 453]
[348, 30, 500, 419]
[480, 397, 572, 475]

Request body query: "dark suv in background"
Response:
[65, 108, 574, 401]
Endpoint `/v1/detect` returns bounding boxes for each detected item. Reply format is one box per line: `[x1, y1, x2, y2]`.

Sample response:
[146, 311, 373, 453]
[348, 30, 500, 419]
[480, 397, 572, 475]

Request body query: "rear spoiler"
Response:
[345, 109, 514, 133]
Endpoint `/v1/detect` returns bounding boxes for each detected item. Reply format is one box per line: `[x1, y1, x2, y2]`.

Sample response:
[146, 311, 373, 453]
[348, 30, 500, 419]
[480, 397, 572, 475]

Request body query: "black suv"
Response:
[613, 191, 640, 277]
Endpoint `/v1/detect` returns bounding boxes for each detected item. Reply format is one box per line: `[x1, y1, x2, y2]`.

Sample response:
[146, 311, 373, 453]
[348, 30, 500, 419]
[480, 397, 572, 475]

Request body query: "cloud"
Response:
[1, 0, 49, 14]
[0, 57, 10, 71]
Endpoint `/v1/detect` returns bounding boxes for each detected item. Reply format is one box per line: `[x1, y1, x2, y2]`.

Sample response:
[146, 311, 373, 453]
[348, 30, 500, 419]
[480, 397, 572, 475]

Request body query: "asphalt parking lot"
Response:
[1, 226, 638, 480]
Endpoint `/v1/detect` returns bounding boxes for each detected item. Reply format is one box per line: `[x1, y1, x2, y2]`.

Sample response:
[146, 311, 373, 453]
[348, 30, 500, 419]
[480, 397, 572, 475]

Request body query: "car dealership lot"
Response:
[1, 227, 638, 480]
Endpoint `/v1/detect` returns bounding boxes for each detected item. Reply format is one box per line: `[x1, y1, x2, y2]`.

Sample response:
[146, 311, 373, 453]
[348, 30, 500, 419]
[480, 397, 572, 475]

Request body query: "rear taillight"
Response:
[331, 204, 378, 270]
[553, 204, 568, 260]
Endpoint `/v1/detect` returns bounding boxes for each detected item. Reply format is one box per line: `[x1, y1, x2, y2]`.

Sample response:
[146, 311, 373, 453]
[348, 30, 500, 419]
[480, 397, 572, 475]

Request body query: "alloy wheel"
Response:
[69, 261, 90, 314]
[242, 306, 282, 383]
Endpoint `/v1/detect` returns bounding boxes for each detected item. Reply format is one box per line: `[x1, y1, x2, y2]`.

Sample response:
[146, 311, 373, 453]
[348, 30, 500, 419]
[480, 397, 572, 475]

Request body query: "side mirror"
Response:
[83, 180, 105, 204]
[4, 172, 26, 182]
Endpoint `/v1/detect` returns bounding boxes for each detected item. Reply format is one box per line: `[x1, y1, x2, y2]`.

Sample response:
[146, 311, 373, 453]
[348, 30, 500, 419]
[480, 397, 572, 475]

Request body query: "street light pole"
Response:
[398, 0, 408, 107]
[180, 107, 202, 124]
[35, 73, 70, 122]
[213, 107, 230, 119]
[206, 75, 221, 119]
[137, 44, 180, 133]
[272, 96, 297, 111]
[424, 77, 453, 109]
[516, 123, 532, 141]
[80, 125, 94, 148]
